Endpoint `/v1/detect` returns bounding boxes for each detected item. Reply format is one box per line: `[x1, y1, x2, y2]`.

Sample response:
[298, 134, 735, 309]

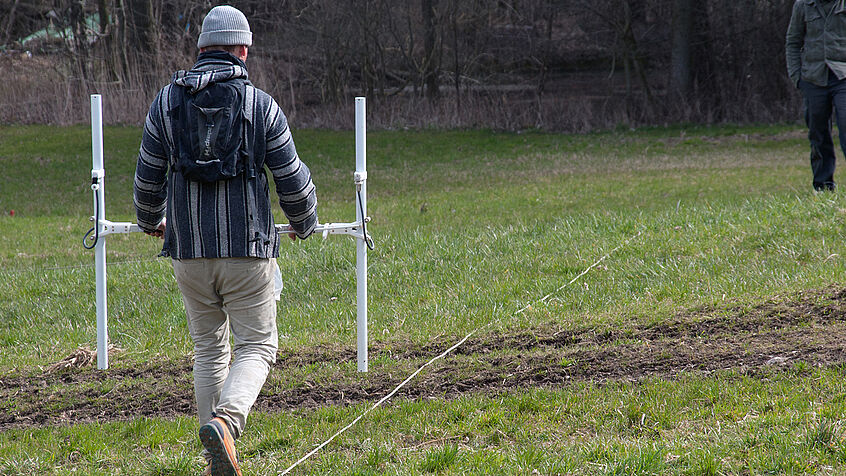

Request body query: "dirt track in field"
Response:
[2, 286, 845, 431]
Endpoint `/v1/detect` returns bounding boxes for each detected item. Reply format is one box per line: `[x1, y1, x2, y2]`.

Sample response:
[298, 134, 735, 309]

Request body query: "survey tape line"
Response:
[278, 228, 642, 475]
[279, 330, 479, 475]
[516, 229, 643, 315]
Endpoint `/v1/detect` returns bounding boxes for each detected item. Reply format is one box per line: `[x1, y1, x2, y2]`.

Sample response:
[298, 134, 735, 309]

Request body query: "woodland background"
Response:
[0, 0, 800, 130]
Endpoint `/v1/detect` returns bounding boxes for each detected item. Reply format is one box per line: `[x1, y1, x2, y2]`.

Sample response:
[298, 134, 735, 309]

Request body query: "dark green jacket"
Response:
[786, 0, 846, 87]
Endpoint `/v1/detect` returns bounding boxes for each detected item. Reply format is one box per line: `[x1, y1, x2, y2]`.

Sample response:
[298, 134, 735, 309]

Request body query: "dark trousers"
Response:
[800, 70, 846, 191]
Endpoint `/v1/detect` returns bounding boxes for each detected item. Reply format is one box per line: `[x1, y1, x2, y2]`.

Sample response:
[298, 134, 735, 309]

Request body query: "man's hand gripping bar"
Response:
[276, 220, 372, 241]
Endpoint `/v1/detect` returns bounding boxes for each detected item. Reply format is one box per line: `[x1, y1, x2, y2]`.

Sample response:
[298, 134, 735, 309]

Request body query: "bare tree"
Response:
[1, 0, 808, 128]
[574, 0, 653, 116]
[125, 0, 157, 62]
[422, 0, 440, 99]
[2, 0, 21, 47]
[669, 0, 693, 95]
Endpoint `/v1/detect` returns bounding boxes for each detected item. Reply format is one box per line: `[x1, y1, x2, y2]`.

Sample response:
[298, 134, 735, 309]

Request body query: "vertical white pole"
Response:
[355, 97, 368, 372]
[91, 95, 109, 370]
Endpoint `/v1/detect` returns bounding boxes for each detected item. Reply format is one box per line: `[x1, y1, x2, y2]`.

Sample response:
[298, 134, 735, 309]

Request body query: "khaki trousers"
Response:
[172, 257, 278, 439]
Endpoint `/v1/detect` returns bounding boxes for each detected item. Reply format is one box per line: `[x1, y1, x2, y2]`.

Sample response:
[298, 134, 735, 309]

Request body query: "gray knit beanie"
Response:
[197, 5, 252, 48]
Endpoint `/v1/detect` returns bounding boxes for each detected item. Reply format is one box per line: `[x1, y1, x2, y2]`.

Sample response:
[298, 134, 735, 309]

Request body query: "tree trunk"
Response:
[97, 0, 108, 34]
[2, 0, 20, 47]
[451, 0, 461, 113]
[536, 0, 555, 98]
[70, 0, 89, 80]
[422, 0, 439, 99]
[97, 0, 119, 81]
[125, 0, 157, 81]
[670, 0, 693, 95]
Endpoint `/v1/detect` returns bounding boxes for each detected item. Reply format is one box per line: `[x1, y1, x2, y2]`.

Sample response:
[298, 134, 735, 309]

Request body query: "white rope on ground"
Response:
[279, 228, 643, 475]
[278, 332, 479, 475]
[515, 229, 643, 315]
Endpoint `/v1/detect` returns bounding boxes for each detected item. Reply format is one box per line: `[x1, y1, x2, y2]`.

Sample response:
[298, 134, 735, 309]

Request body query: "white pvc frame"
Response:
[89, 95, 370, 372]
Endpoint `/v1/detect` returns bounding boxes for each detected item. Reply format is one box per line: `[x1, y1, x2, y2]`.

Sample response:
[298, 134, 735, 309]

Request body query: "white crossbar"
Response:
[88, 95, 370, 371]
[92, 220, 366, 240]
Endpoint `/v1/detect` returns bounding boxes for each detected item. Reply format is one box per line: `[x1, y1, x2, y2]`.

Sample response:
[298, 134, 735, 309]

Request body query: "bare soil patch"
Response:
[2, 286, 845, 431]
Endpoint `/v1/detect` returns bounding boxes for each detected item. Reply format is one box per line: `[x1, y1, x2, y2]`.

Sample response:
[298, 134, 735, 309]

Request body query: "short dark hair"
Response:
[204, 45, 245, 55]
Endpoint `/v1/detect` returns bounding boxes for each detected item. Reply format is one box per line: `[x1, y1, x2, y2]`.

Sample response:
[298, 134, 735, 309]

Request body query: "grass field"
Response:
[2, 123, 846, 475]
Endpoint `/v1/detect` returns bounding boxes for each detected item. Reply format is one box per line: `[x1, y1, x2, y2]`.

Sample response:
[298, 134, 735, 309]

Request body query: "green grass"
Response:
[4, 370, 846, 474]
[3, 123, 846, 474]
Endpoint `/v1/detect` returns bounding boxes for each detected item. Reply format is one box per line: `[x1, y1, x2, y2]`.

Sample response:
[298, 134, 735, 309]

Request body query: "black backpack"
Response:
[169, 79, 253, 182]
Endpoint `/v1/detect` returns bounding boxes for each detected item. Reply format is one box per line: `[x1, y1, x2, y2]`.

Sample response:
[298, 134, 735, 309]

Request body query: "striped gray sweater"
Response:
[134, 52, 317, 259]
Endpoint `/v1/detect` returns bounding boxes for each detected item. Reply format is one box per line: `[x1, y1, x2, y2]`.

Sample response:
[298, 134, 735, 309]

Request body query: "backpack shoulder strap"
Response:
[241, 81, 257, 178]
[165, 83, 190, 167]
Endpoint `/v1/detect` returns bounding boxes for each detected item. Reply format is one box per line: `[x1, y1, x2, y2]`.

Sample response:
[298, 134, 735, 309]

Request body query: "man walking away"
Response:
[133, 6, 317, 475]
[786, 0, 846, 192]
